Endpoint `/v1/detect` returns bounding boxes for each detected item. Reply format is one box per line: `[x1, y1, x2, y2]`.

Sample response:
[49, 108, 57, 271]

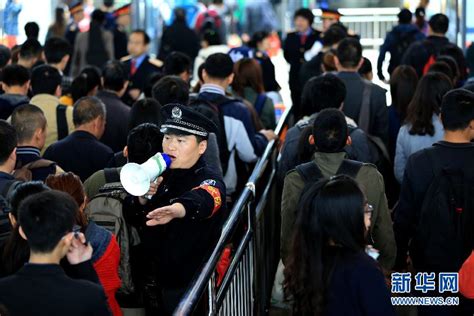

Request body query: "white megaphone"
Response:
[120, 152, 172, 196]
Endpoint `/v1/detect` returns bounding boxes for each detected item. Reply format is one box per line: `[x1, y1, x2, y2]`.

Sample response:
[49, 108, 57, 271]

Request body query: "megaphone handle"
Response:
[144, 178, 158, 200]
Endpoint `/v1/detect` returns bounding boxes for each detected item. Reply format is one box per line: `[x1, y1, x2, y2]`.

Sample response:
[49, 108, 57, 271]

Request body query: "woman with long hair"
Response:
[388, 65, 418, 159]
[71, 9, 114, 77]
[284, 176, 394, 316]
[394, 72, 452, 182]
[60, 66, 102, 106]
[46, 6, 68, 40]
[45, 172, 122, 316]
[232, 58, 276, 129]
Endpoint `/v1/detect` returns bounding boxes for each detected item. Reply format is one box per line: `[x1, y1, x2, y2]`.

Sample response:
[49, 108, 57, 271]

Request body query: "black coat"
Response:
[43, 130, 114, 182]
[0, 264, 110, 316]
[123, 55, 162, 103]
[158, 21, 200, 61]
[96, 90, 131, 153]
[283, 29, 321, 89]
[134, 158, 226, 290]
[336, 71, 388, 144]
[113, 27, 128, 60]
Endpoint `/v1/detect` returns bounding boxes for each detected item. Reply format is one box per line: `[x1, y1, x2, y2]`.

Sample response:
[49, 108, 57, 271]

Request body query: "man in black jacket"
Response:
[0, 190, 110, 316]
[401, 13, 459, 78]
[335, 38, 388, 144]
[122, 29, 162, 103]
[283, 8, 321, 118]
[44, 96, 113, 181]
[394, 89, 474, 272]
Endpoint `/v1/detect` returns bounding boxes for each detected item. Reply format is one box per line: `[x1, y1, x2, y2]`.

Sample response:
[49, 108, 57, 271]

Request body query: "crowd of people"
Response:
[0, 0, 474, 315]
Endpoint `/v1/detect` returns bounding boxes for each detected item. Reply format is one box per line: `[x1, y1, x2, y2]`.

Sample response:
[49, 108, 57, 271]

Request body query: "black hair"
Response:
[294, 8, 314, 25]
[436, 55, 460, 84]
[11, 104, 46, 144]
[406, 72, 452, 136]
[0, 120, 17, 165]
[152, 75, 189, 106]
[102, 60, 127, 92]
[131, 29, 151, 45]
[24, 22, 39, 39]
[164, 52, 191, 76]
[427, 61, 454, 83]
[312, 108, 348, 153]
[129, 98, 162, 131]
[127, 123, 163, 164]
[44, 36, 71, 64]
[0, 45, 11, 69]
[31, 64, 61, 96]
[73, 96, 106, 126]
[174, 7, 186, 23]
[10, 182, 50, 220]
[284, 176, 366, 315]
[322, 24, 347, 47]
[19, 39, 43, 60]
[2, 182, 49, 276]
[71, 66, 102, 102]
[439, 45, 468, 83]
[1, 64, 29, 87]
[103, 0, 114, 8]
[203, 53, 234, 79]
[336, 38, 362, 68]
[86, 10, 108, 68]
[429, 13, 449, 34]
[202, 29, 222, 46]
[415, 7, 425, 18]
[441, 89, 474, 131]
[18, 190, 76, 253]
[300, 74, 346, 117]
[248, 31, 269, 49]
[358, 57, 372, 76]
[398, 8, 412, 24]
[143, 72, 164, 98]
[390, 65, 418, 121]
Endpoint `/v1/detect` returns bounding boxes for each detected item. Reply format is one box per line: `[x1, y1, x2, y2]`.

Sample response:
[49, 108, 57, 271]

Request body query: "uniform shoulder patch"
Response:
[200, 179, 217, 187]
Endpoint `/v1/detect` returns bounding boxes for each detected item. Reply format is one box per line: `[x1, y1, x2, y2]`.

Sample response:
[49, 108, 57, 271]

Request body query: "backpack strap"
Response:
[56, 104, 69, 141]
[104, 168, 121, 183]
[358, 80, 372, 134]
[295, 161, 324, 185]
[254, 94, 267, 116]
[336, 159, 364, 179]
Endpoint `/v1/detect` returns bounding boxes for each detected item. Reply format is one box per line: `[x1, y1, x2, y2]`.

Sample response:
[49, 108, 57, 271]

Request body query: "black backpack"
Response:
[411, 149, 474, 272]
[295, 159, 364, 186]
[190, 96, 236, 174]
[391, 29, 418, 70]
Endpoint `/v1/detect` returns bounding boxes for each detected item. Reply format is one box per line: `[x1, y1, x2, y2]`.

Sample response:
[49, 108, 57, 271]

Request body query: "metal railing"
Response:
[174, 105, 292, 316]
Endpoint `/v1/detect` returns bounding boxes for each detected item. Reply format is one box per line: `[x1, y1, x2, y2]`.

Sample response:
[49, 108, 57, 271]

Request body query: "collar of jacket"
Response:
[18, 263, 64, 276]
[312, 151, 347, 169]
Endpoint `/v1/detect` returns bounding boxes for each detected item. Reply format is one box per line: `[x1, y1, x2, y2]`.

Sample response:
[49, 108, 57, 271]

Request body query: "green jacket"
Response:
[280, 152, 396, 270]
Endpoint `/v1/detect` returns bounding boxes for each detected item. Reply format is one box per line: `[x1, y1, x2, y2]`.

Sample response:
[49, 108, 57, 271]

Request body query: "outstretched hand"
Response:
[146, 203, 186, 226]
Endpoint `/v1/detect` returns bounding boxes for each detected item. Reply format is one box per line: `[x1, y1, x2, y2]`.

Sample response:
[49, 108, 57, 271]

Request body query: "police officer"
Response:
[65, 2, 84, 49]
[136, 104, 226, 314]
[112, 3, 130, 60]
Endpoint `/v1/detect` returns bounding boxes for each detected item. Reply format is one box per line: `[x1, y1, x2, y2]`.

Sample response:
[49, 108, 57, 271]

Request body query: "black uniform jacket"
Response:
[136, 157, 227, 289]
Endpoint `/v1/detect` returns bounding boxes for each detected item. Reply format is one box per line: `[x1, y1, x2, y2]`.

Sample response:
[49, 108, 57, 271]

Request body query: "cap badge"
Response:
[171, 107, 182, 120]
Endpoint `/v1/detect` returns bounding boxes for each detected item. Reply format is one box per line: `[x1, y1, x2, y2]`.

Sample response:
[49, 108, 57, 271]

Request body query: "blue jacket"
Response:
[2, 1, 22, 35]
[377, 24, 425, 78]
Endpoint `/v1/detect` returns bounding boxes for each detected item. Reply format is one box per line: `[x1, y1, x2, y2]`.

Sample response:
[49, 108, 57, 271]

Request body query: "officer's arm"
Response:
[174, 179, 225, 220]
